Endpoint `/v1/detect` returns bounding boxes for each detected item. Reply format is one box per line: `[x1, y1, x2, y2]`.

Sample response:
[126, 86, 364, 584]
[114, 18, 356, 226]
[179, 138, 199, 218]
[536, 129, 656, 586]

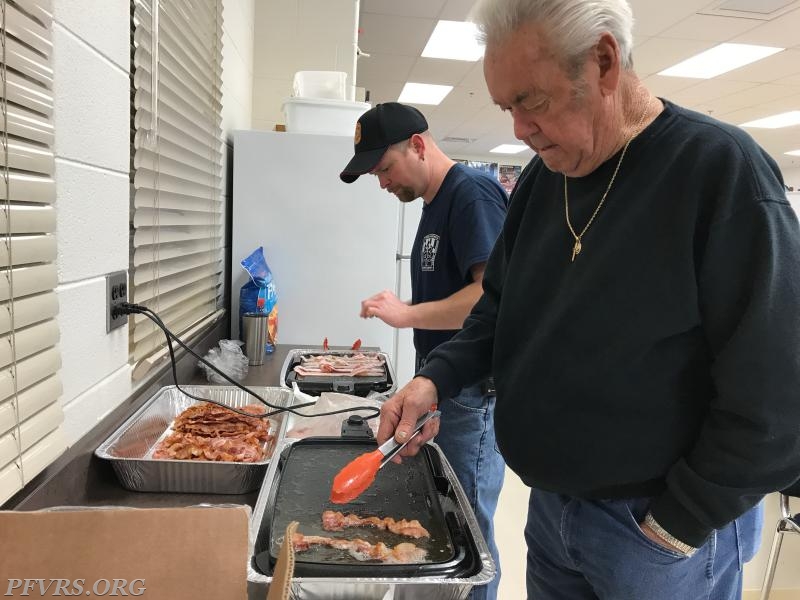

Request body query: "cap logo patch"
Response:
[354, 122, 362, 145]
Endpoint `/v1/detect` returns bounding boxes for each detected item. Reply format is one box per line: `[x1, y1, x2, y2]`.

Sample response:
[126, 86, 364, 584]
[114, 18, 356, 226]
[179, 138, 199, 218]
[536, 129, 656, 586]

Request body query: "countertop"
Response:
[5, 345, 295, 512]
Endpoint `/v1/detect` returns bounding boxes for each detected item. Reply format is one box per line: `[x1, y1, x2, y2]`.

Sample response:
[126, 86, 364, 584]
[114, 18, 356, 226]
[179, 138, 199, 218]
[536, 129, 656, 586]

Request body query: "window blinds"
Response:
[131, 0, 224, 364]
[0, 0, 66, 506]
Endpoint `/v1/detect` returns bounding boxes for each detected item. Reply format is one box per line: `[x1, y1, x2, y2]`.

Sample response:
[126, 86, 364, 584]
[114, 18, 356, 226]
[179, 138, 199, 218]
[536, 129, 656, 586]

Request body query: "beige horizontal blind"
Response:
[0, 0, 66, 506]
[131, 0, 223, 362]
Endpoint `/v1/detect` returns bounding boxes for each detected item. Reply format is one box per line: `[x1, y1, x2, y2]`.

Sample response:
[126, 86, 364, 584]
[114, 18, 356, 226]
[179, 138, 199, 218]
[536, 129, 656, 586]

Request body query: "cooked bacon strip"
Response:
[291, 532, 427, 564]
[321, 510, 430, 539]
[152, 402, 273, 462]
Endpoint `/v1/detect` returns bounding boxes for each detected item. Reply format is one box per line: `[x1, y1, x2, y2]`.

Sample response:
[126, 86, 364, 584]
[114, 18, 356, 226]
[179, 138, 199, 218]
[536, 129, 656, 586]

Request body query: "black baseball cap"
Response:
[340, 102, 429, 183]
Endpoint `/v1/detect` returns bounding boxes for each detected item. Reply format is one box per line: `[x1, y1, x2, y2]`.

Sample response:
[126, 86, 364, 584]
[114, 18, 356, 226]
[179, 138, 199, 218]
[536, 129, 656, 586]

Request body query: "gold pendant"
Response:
[571, 238, 582, 262]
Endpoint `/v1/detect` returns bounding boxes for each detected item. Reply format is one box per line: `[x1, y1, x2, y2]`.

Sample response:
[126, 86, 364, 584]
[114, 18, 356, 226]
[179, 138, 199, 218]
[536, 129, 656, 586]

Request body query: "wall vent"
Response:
[441, 136, 476, 144]
[699, 0, 800, 20]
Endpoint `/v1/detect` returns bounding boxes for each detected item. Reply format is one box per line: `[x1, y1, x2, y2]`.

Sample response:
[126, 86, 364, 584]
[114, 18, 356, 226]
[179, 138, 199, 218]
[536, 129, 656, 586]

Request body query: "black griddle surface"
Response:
[253, 438, 480, 578]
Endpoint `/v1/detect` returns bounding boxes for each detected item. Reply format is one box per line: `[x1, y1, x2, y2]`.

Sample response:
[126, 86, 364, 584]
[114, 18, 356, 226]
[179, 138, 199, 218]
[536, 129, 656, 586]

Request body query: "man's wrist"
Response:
[643, 512, 697, 557]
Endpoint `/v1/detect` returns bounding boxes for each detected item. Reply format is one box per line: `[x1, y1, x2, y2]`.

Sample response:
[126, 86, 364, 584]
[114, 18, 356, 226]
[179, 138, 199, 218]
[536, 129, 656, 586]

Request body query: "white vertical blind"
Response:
[131, 0, 224, 363]
[0, 0, 66, 506]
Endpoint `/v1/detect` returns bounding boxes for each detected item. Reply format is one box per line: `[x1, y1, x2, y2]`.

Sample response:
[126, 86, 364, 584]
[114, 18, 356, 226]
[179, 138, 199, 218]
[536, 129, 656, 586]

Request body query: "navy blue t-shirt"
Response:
[412, 163, 508, 359]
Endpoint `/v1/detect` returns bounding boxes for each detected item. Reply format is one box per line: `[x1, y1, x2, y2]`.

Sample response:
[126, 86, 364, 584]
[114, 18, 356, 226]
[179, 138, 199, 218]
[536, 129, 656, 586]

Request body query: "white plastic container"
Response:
[282, 97, 371, 136]
[292, 70, 348, 100]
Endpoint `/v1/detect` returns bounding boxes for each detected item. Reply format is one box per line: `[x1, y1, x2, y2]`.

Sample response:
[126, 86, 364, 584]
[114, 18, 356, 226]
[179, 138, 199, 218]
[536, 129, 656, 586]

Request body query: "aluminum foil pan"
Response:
[94, 385, 294, 494]
[247, 439, 495, 600]
[279, 349, 398, 397]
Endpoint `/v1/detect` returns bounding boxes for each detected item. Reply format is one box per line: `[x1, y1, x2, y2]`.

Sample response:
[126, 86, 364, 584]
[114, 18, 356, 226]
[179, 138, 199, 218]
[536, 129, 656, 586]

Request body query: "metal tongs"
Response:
[330, 409, 441, 504]
[374, 409, 440, 467]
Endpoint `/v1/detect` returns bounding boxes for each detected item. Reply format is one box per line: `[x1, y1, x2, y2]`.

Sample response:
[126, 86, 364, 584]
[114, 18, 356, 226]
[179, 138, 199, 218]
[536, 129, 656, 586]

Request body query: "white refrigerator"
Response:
[232, 130, 420, 386]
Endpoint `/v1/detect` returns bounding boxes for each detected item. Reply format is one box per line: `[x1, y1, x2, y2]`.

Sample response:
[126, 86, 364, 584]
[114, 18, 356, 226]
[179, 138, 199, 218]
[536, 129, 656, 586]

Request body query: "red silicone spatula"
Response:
[330, 410, 441, 504]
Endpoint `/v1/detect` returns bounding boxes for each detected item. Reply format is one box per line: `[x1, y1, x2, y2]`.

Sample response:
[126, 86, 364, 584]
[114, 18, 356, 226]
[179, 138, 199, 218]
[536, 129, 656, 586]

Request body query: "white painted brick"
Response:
[61, 366, 133, 446]
[52, 24, 129, 172]
[55, 160, 128, 283]
[223, 0, 255, 70]
[57, 278, 130, 409]
[53, 0, 129, 70]
[252, 77, 292, 127]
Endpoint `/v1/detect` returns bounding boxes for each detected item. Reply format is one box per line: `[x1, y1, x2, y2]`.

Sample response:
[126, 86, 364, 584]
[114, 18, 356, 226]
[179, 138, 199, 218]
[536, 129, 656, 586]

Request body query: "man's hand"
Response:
[360, 290, 412, 328]
[377, 377, 439, 462]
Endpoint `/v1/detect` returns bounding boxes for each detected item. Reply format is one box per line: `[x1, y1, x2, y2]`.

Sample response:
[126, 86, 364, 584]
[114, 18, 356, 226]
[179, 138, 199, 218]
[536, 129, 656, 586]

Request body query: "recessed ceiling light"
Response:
[397, 82, 453, 105]
[421, 20, 484, 61]
[786, 150, 800, 156]
[490, 144, 528, 154]
[658, 43, 783, 79]
[740, 111, 800, 129]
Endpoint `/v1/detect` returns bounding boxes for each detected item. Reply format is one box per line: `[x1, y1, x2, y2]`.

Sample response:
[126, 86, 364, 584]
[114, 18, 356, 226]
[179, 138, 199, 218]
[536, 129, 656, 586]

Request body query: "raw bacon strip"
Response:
[293, 353, 386, 378]
[321, 510, 430, 539]
[291, 532, 427, 564]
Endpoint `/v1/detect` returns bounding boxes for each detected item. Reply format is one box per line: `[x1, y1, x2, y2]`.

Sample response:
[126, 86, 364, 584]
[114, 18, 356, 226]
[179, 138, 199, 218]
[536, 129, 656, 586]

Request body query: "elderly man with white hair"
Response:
[376, 1, 800, 598]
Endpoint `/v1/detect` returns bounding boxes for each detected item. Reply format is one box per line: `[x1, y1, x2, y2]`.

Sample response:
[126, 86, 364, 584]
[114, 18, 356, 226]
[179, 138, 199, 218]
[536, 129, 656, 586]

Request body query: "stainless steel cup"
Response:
[242, 312, 269, 366]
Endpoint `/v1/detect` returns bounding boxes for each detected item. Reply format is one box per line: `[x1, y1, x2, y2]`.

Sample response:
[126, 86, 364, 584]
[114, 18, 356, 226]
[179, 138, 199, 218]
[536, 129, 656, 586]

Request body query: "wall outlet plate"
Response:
[106, 270, 128, 333]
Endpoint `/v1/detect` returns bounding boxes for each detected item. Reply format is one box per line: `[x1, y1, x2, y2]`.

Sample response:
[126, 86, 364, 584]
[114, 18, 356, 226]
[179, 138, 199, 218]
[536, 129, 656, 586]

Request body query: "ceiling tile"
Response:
[356, 53, 416, 85]
[358, 12, 436, 57]
[629, 0, 718, 37]
[668, 79, 757, 105]
[642, 74, 701, 98]
[730, 6, 800, 48]
[439, 0, 479, 21]
[361, 0, 447, 19]
[364, 81, 407, 105]
[407, 57, 476, 86]
[715, 49, 800, 83]
[659, 13, 762, 41]
[632, 37, 715, 77]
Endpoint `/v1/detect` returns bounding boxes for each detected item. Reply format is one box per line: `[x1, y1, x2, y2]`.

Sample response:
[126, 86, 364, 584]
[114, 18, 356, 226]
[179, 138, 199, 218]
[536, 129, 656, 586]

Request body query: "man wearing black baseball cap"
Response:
[340, 102, 429, 183]
[341, 102, 509, 600]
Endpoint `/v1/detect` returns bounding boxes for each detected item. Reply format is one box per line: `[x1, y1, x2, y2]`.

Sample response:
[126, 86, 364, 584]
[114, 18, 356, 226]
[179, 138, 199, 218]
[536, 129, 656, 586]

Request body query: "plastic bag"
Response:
[198, 339, 249, 384]
[240, 246, 278, 353]
[286, 392, 384, 439]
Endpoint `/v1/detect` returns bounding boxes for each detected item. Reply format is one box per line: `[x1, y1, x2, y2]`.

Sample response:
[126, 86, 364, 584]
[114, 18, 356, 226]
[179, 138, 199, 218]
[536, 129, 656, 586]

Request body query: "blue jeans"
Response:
[434, 384, 506, 600]
[524, 489, 764, 600]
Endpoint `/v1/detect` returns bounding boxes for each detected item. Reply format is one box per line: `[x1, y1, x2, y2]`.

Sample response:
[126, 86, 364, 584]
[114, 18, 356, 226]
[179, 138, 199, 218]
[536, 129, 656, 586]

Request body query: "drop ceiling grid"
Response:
[355, 0, 800, 167]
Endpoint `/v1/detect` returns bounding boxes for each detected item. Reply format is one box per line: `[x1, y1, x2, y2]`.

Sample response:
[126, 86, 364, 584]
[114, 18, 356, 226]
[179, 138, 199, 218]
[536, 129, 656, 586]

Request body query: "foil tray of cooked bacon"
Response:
[94, 385, 294, 494]
[151, 402, 272, 463]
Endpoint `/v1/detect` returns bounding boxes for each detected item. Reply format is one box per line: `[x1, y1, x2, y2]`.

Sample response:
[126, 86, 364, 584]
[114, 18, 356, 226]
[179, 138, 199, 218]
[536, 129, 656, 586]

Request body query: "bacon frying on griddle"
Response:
[291, 532, 427, 564]
[321, 510, 430, 539]
[293, 353, 385, 378]
[152, 402, 272, 462]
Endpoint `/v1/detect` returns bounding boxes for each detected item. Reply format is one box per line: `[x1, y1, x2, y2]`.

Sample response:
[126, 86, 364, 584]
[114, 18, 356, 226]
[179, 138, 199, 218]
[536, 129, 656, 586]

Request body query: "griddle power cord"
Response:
[116, 302, 381, 421]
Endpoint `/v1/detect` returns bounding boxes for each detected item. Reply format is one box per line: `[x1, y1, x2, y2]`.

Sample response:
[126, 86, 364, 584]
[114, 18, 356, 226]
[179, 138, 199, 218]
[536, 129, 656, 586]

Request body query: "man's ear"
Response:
[409, 133, 426, 160]
[594, 31, 621, 96]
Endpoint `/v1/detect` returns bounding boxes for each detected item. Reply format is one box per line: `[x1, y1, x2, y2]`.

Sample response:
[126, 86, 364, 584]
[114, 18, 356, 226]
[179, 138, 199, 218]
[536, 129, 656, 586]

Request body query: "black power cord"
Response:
[116, 302, 380, 421]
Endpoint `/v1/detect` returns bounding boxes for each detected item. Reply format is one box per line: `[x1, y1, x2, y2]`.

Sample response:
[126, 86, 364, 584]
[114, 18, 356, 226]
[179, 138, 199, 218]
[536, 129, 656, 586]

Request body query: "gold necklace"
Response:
[564, 106, 649, 262]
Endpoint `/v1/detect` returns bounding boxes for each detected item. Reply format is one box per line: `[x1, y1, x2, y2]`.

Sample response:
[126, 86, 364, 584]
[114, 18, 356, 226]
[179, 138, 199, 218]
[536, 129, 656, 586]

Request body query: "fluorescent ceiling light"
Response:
[490, 144, 528, 154]
[421, 20, 484, 61]
[398, 82, 453, 105]
[740, 111, 800, 129]
[658, 43, 783, 79]
[786, 150, 800, 156]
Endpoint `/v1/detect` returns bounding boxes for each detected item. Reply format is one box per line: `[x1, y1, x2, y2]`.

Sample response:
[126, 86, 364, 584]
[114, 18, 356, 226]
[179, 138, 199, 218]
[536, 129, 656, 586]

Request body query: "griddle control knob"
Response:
[341, 414, 374, 439]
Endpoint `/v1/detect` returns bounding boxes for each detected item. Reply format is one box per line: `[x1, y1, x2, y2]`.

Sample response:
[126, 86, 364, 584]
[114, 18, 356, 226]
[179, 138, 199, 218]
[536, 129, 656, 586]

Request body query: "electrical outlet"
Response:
[106, 270, 128, 333]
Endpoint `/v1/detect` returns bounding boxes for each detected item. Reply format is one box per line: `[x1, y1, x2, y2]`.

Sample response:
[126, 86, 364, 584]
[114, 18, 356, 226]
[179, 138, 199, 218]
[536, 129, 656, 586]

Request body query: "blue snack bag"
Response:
[239, 247, 278, 353]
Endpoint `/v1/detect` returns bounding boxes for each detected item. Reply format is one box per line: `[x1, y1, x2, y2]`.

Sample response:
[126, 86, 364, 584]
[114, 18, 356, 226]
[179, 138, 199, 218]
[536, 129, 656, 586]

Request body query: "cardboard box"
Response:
[0, 506, 250, 599]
